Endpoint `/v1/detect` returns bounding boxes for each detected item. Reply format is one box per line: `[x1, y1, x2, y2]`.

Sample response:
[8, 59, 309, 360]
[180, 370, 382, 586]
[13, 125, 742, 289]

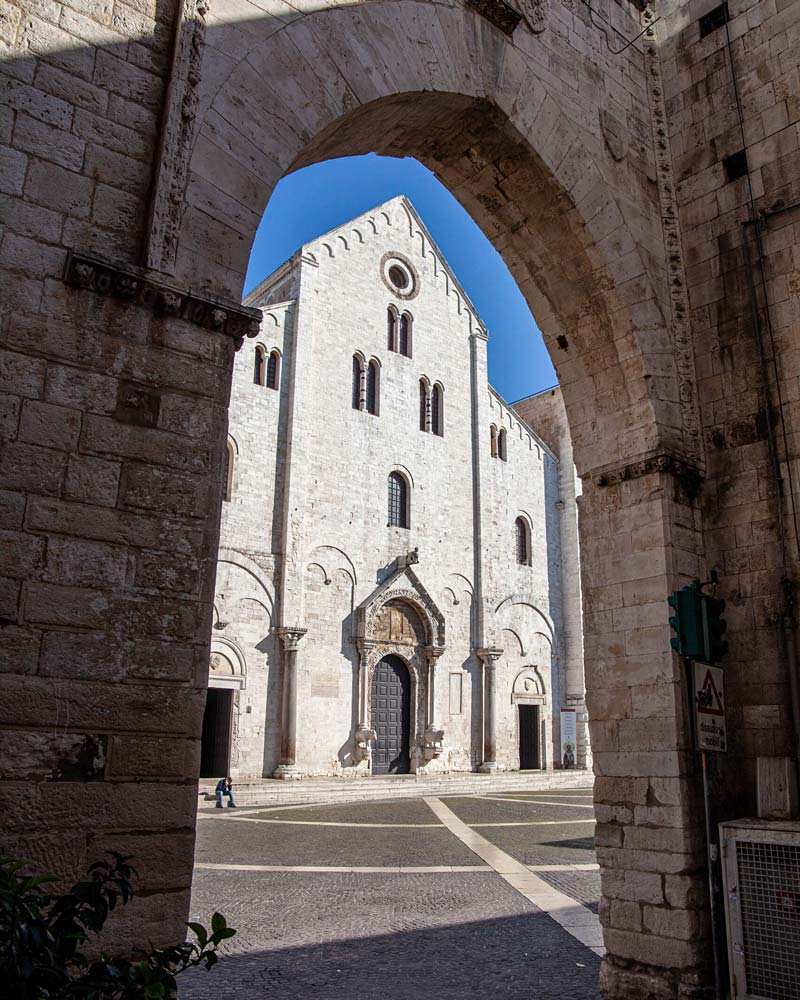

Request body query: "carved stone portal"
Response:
[353, 565, 447, 770]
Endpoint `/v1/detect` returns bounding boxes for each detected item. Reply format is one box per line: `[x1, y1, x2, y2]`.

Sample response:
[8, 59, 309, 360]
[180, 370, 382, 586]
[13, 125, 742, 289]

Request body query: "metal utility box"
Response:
[720, 819, 800, 1000]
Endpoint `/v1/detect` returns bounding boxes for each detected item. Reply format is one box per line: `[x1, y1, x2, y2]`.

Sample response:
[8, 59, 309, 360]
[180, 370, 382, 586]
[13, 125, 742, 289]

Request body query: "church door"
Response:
[200, 688, 234, 777]
[370, 656, 411, 775]
[519, 704, 541, 770]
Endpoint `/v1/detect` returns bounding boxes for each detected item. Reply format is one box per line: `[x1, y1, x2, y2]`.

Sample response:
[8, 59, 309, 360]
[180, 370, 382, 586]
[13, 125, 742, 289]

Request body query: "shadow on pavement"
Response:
[179, 910, 602, 1000]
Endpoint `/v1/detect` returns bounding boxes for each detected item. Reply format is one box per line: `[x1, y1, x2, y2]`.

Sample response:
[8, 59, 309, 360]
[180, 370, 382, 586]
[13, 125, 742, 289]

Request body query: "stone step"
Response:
[198, 770, 593, 809]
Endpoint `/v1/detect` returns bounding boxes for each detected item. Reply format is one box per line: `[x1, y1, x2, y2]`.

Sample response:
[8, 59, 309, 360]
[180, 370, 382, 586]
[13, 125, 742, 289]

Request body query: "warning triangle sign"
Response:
[697, 668, 724, 716]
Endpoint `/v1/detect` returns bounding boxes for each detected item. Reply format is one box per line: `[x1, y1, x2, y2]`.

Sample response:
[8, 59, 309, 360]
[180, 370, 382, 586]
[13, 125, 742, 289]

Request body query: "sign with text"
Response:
[692, 661, 727, 752]
[560, 708, 577, 768]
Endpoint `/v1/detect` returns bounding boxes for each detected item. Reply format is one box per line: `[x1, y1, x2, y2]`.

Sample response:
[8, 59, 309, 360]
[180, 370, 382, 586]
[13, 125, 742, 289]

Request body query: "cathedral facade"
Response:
[204, 197, 587, 780]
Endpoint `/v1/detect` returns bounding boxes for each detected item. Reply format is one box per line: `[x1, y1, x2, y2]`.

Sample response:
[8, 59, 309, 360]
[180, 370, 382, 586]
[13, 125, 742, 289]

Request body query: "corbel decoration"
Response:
[592, 452, 703, 499]
[64, 251, 261, 348]
[466, 0, 547, 36]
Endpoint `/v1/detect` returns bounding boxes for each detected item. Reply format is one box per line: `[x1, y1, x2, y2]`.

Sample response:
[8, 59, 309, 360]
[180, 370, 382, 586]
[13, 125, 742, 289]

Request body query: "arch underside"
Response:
[179, 0, 698, 475]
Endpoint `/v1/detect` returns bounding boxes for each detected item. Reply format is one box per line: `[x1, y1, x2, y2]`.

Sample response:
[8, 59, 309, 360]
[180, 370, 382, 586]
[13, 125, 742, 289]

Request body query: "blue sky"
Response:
[245, 154, 557, 403]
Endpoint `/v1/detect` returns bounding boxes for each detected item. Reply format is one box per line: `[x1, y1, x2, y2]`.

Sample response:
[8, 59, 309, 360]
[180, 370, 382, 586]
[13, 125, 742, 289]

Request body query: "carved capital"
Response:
[477, 647, 503, 669]
[275, 625, 307, 651]
[64, 252, 261, 346]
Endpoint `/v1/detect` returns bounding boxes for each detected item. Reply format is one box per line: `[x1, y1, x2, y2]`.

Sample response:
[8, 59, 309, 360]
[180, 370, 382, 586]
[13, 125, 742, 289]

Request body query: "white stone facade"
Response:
[207, 197, 586, 779]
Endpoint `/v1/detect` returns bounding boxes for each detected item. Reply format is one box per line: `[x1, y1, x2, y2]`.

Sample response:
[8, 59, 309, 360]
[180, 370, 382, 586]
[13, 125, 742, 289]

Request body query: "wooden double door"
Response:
[370, 655, 411, 775]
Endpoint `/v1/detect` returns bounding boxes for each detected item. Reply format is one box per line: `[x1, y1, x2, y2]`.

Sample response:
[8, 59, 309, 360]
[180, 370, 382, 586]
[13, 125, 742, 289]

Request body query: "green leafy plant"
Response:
[0, 852, 235, 999]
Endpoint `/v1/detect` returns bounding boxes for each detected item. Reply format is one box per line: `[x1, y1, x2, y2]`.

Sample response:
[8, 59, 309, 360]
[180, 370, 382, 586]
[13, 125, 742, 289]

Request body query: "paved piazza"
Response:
[181, 787, 601, 999]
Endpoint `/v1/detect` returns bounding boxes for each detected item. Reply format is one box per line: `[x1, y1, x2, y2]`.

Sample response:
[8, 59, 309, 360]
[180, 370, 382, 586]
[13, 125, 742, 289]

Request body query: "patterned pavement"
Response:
[181, 788, 601, 999]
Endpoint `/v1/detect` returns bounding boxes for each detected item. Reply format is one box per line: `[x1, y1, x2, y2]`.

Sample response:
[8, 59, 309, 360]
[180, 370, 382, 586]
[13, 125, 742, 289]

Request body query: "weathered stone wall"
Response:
[2, 0, 799, 995]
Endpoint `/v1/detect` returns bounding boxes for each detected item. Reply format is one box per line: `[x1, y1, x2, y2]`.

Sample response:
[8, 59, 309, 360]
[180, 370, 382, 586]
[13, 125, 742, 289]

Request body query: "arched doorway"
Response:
[370, 655, 411, 775]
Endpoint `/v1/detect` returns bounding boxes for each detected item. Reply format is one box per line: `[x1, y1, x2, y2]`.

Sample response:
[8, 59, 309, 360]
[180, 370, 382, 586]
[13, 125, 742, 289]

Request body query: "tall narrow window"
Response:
[367, 359, 379, 415]
[224, 438, 234, 502]
[515, 517, 529, 565]
[399, 313, 411, 357]
[352, 355, 361, 410]
[254, 345, 265, 385]
[498, 428, 508, 461]
[266, 350, 279, 389]
[419, 379, 428, 431]
[490, 424, 498, 458]
[432, 384, 443, 437]
[387, 308, 397, 352]
[388, 471, 408, 528]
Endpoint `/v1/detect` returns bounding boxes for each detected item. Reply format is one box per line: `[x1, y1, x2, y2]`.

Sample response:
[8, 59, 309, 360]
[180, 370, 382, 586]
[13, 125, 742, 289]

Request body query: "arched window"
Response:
[224, 438, 234, 502]
[432, 383, 443, 437]
[515, 517, 529, 565]
[399, 313, 411, 357]
[253, 345, 265, 385]
[352, 355, 362, 410]
[490, 424, 498, 458]
[419, 379, 428, 431]
[367, 359, 379, 415]
[387, 308, 396, 352]
[266, 350, 279, 389]
[388, 471, 409, 528]
[498, 428, 508, 461]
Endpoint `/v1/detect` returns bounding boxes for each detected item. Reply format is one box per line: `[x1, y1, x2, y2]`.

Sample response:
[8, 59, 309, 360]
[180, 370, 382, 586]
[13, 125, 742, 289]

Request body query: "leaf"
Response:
[187, 922, 207, 947]
[210, 912, 226, 935]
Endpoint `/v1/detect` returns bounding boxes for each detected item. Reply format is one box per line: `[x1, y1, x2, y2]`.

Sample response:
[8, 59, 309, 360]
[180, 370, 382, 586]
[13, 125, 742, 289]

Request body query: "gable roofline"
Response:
[243, 253, 300, 308]
[489, 384, 558, 461]
[242, 196, 490, 337]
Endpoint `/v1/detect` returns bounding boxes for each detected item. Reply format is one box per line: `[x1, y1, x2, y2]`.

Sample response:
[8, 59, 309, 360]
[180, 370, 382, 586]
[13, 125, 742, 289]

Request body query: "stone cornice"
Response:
[591, 451, 703, 498]
[64, 251, 261, 347]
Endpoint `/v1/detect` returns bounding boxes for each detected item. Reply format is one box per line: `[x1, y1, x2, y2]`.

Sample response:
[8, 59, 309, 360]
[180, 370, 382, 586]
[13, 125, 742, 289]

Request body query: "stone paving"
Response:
[181, 789, 601, 999]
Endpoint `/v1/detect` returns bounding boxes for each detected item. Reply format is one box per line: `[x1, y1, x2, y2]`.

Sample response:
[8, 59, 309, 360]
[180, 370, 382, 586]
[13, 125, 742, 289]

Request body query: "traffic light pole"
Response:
[700, 745, 729, 1000]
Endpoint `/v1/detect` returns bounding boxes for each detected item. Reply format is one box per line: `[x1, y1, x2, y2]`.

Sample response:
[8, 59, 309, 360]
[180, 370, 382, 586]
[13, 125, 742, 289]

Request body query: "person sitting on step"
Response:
[215, 775, 236, 809]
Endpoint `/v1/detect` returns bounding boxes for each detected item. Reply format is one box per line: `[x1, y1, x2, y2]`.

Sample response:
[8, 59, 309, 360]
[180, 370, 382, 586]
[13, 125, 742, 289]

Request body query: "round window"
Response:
[380, 253, 418, 299]
[388, 264, 409, 290]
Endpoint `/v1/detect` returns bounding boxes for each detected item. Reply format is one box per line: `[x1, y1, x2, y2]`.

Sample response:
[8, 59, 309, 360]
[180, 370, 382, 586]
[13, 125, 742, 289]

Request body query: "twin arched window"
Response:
[490, 425, 507, 460]
[419, 379, 444, 436]
[498, 427, 507, 461]
[388, 471, 409, 528]
[388, 307, 412, 357]
[254, 346, 280, 389]
[515, 517, 530, 565]
[352, 355, 380, 416]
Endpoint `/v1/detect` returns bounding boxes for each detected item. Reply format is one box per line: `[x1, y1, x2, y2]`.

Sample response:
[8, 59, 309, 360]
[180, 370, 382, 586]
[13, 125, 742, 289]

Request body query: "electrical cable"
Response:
[583, 0, 659, 55]
[722, 11, 800, 562]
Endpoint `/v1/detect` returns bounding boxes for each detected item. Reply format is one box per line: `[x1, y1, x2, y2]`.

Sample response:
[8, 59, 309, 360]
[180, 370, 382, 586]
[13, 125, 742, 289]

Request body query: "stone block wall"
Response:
[2, 0, 799, 995]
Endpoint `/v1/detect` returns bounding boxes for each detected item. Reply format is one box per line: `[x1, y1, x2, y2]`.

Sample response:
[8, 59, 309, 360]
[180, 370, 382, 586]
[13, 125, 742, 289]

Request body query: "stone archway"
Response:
[1, 2, 720, 997]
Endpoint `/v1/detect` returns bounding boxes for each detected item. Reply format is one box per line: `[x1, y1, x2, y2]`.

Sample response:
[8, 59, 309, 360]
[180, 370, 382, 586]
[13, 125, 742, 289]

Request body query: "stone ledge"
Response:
[63, 250, 261, 347]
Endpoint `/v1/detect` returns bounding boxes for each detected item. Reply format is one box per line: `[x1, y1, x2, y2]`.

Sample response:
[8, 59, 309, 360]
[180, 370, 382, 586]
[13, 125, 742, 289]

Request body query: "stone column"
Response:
[478, 648, 503, 772]
[422, 646, 445, 762]
[424, 646, 443, 728]
[273, 626, 307, 780]
[353, 639, 377, 763]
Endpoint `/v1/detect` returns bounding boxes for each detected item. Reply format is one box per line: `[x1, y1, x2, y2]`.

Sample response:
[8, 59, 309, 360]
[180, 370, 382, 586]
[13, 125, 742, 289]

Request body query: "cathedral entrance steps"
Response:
[198, 770, 592, 809]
